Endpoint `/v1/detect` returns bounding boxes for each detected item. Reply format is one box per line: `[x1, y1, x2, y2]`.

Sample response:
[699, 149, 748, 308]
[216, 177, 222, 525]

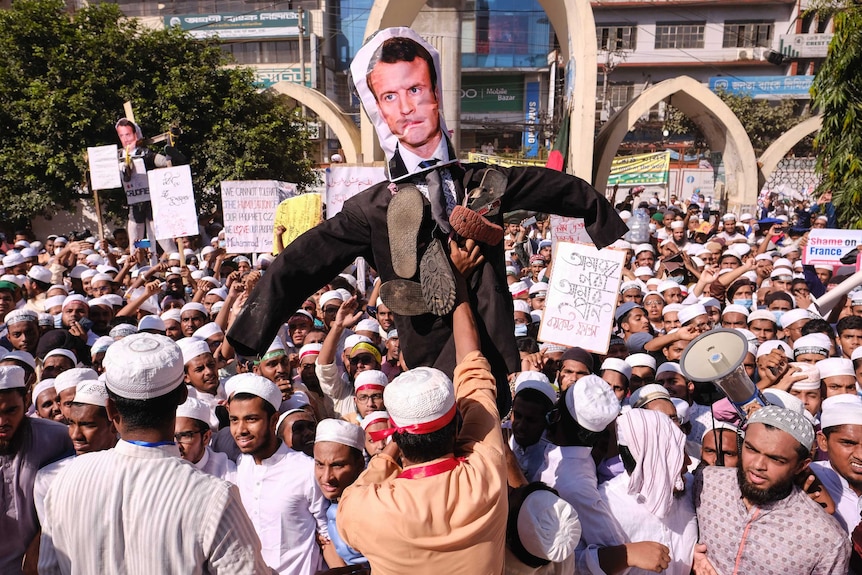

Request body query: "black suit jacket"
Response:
[227, 163, 627, 414]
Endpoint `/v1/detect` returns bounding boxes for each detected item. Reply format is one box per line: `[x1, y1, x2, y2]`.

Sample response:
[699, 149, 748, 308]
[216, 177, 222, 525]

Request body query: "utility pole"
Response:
[297, 7, 306, 89]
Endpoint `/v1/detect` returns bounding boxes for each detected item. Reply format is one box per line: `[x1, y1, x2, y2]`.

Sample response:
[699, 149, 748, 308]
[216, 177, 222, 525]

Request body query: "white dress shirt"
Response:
[236, 442, 329, 575]
[193, 446, 237, 483]
[314, 361, 356, 417]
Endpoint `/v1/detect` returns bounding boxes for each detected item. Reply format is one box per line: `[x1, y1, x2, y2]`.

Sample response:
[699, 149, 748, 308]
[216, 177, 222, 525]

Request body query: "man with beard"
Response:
[694, 405, 849, 574]
[253, 337, 295, 403]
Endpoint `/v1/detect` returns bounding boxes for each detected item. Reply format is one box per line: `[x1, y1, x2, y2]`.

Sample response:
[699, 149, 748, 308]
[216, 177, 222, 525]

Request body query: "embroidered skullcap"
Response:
[91, 336, 114, 356]
[176, 337, 211, 365]
[629, 383, 671, 409]
[176, 397, 213, 428]
[161, 309, 182, 323]
[315, 418, 366, 452]
[539, 342, 568, 354]
[73, 379, 109, 408]
[4, 309, 38, 326]
[387, 329, 398, 339]
[384, 367, 456, 433]
[354, 369, 388, 393]
[180, 302, 207, 317]
[513, 300, 531, 314]
[517, 489, 580, 563]
[786, 362, 820, 391]
[138, 315, 166, 332]
[793, 333, 832, 359]
[299, 343, 322, 360]
[31, 379, 56, 407]
[54, 368, 98, 394]
[225, 373, 282, 411]
[360, 411, 390, 431]
[193, 322, 223, 340]
[344, 334, 372, 351]
[620, 280, 644, 295]
[318, 290, 343, 309]
[103, 333, 184, 400]
[27, 266, 52, 284]
[821, 394, 862, 429]
[509, 281, 529, 298]
[748, 404, 815, 450]
[598, 359, 630, 384]
[677, 304, 707, 326]
[0, 366, 26, 390]
[566, 374, 619, 432]
[356, 318, 380, 333]
[626, 353, 656, 370]
[818, 357, 856, 379]
[514, 371, 557, 405]
[109, 324, 138, 339]
[36, 313, 53, 327]
[529, 254, 546, 265]
[62, 294, 88, 310]
[282, 390, 310, 411]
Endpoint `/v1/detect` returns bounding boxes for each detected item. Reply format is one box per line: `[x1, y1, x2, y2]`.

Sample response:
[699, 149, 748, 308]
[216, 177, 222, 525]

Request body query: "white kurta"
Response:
[235, 442, 329, 575]
[193, 446, 237, 483]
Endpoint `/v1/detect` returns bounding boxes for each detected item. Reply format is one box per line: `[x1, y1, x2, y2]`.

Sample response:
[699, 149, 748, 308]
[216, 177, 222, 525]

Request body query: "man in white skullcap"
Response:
[53, 367, 98, 421]
[600, 409, 697, 575]
[346, 369, 388, 425]
[787, 362, 822, 418]
[600, 357, 631, 403]
[177, 337, 221, 404]
[175, 397, 235, 482]
[694, 405, 849, 574]
[504, 485, 580, 575]
[717, 213, 746, 244]
[360, 410, 392, 458]
[4, 309, 40, 355]
[819, 357, 858, 399]
[253, 336, 296, 403]
[38, 333, 272, 574]
[698, 421, 742, 469]
[180, 302, 209, 338]
[625, 353, 656, 392]
[32, 379, 63, 422]
[0, 365, 71, 574]
[505, 371, 556, 481]
[313, 419, 368, 568]
[228, 373, 328, 575]
[276, 407, 317, 457]
[160, 308, 182, 341]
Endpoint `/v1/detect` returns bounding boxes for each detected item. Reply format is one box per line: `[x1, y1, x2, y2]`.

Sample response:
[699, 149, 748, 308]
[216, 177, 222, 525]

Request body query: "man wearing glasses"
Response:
[174, 397, 235, 482]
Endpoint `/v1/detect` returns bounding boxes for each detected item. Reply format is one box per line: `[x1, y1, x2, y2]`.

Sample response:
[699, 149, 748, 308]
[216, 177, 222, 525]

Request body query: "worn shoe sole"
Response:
[468, 168, 508, 217]
[387, 185, 424, 279]
[420, 238, 457, 316]
[449, 205, 505, 245]
[379, 279, 429, 316]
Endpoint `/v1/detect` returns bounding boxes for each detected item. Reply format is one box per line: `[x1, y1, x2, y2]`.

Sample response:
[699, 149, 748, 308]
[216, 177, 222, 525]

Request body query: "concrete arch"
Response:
[758, 114, 822, 191]
[360, 0, 597, 179]
[268, 81, 361, 163]
[593, 76, 758, 210]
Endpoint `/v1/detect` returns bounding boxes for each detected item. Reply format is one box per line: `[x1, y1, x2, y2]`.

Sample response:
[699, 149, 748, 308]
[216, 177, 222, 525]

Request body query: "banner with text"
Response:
[607, 152, 671, 187]
[325, 165, 387, 219]
[550, 215, 591, 249]
[465, 153, 545, 168]
[538, 242, 625, 354]
[87, 145, 121, 191]
[802, 228, 862, 267]
[273, 194, 322, 249]
[122, 158, 151, 205]
[221, 180, 296, 253]
[148, 165, 198, 240]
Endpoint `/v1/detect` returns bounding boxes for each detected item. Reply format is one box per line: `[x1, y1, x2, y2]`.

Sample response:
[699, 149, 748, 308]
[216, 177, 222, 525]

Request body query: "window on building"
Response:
[654, 21, 706, 49]
[723, 21, 774, 48]
[597, 25, 637, 51]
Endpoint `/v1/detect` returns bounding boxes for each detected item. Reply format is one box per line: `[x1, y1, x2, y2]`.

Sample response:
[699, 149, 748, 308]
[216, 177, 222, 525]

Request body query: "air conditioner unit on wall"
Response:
[736, 48, 751, 60]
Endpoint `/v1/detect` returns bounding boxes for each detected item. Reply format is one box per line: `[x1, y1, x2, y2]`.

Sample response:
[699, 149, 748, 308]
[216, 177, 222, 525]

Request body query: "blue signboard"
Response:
[523, 81, 540, 158]
[708, 75, 814, 98]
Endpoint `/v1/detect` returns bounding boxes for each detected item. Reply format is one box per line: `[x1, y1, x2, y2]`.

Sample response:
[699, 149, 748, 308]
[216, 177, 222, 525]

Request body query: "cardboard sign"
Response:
[325, 165, 387, 218]
[273, 193, 322, 249]
[550, 215, 591, 249]
[802, 228, 862, 267]
[221, 180, 296, 253]
[148, 165, 198, 240]
[87, 145, 121, 191]
[122, 158, 151, 205]
[538, 242, 626, 354]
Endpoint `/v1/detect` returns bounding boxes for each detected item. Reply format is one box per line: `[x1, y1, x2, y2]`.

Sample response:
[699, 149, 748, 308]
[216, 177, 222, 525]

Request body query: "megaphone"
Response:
[680, 328, 767, 423]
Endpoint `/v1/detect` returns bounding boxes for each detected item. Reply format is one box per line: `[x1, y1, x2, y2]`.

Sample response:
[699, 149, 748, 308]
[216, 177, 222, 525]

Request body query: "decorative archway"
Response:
[360, 0, 597, 180]
[268, 81, 362, 163]
[757, 115, 822, 191]
[593, 76, 759, 210]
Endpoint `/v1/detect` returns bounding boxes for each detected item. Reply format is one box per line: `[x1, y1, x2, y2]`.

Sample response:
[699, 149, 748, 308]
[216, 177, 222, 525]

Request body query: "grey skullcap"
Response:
[748, 404, 815, 451]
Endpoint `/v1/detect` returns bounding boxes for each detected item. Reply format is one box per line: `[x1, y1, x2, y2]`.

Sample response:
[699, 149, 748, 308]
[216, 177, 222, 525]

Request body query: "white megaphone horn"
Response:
[812, 268, 862, 318]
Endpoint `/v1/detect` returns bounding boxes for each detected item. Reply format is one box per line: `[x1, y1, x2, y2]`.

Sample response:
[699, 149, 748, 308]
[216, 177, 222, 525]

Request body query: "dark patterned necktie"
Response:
[420, 159, 450, 233]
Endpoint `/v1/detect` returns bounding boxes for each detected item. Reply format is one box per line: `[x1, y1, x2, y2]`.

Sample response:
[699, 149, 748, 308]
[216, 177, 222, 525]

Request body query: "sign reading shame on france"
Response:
[538, 242, 625, 354]
[148, 165, 198, 240]
[221, 180, 297, 253]
[802, 228, 862, 267]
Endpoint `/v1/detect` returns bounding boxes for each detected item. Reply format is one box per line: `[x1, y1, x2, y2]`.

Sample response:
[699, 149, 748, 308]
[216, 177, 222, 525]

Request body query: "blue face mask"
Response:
[772, 310, 785, 324]
[733, 298, 753, 309]
[514, 324, 528, 337]
[670, 275, 685, 285]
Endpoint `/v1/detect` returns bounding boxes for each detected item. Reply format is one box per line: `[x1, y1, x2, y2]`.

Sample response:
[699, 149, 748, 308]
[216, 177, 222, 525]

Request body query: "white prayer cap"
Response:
[677, 304, 706, 326]
[814, 263, 833, 272]
[344, 334, 372, 351]
[619, 210, 632, 221]
[290, 309, 315, 323]
[54, 368, 98, 394]
[319, 290, 343, 309]
[747, 310, 777, 326]
[355, 318, 380, 333]
[27, 265, 52, 284]
[670, 221, 684, 230]
[509, 281, 529, 298]
[656, 362, 683, 377]
[610, 239, 632, 250]
[4, 309, 38, 326]
[566, 374, 619, 432]
[739, 213, 753, 222]
[31, 379, 56, 407]
[109, 324, 138, 339]
[770, 267, 793, 280]
[702, 420, 740, 440]
[699, 297, 720, 310]
[853, 346, 862, 362]
[103, 334, 185, 400]
[336, 288, 352, 301]
[633, 267, 654, 278]
[167, 252, 181, 261]
[62, 294, 88, 309]
[0, 365, 26, 390]
[779, 244, 799, 256]
[337, 273, 358, 290]
[96, 264, 119, 275]
[73, 379, 109, 408]
[385, 367, 456, 432]
[646, 278, 662, 290]
[657, 280, 680, 294]
[629, 383, 671, 409]
[821, 394, 862, 429]
[360, 411, 391, 431]
[513, 371, 557, 405]
[354, 369, 388, 393]
[662, 303, 683, 317]
[176, 337, 211, 365]
[80, 269, 98, 280]
[763, 388, 806, 416]
[161, 309, 182, 324]
[748, 404, 815, 450]
[620, 280, 644, 295]
[600, 358, 631, 381]
[517, 489, 580, 563]
[198, 275, 220, 288]
[721, 213, 737, 222]
[756, 339, 792, 359]
[793, 333, 832, 358]
[529, 282, 549, 296]
[670, 397, 689, 424]
[626, 353, 656, 370]
[2, 252, 24, 267]
[91, 336, 114, 356]
[818, 357, 856, 380]
[103, 294, 123, 308]
[282, 390, 311, 411]
[754, 253, 773, 263]
[138, 315, 166, 332]
[722, 304, 750, 318]
[225, 373, 282, 411]
[513, 300, 531, 314]
[728, 243, 751, 258]
[315, 418, 366, 452]
[176, 397, 213, 427]
[299, 344, 322, 361]
[209, 288, 228, 301]
[88, 296, 112, 309]
[44, 348, 77, 368]
[69, 265, 88, 279]
[43, 296, 66, 311]
[193, 322, 223, 340]
[180, 302, 207, 316]
[788, 362, 821, 391]
[633, 243, 654, 255]
[90, 273, 113, 284]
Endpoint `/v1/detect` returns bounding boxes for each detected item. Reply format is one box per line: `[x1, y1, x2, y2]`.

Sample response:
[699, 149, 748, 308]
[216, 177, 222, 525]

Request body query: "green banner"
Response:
[461, 76, 524, 113]
[165, 12, 307, 39]
[607, 152, 670, 186]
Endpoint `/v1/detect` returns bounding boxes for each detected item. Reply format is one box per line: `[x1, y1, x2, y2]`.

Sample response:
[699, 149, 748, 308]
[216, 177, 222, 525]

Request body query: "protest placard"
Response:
[549, 215, 591, 248]
[221, 180, 296, 253]
[802, 228, 862, 267]
[87, 145, 121, 191]
[148, 165, 198, 240]
[122, 158, 151, 205]
[273, 194, 323, 249]
[326, 165, 387, 218]
[538, 241, 626, 354]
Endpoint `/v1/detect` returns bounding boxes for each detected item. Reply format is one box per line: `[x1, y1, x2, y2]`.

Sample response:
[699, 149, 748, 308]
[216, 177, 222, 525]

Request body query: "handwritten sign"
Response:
[802, 228, 862, 267]
[148, 165, 198, 240]
[87, 145, 121, 190]
[538, 241, 625, 354]
[122, 158, 151, 205]
[326, 165, 387, 218]
[221, 180, 296, 253]
[550, 215, 591, 249]
[273, 194, 322, 249]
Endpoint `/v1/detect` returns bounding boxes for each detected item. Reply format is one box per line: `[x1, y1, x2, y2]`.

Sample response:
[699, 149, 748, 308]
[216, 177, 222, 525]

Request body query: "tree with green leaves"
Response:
[0, 0, 315, 224]
[810, 2, 862, 228]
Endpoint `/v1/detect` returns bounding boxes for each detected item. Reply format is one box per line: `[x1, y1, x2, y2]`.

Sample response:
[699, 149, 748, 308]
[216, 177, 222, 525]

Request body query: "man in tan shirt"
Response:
[337, 239, 507, 574]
